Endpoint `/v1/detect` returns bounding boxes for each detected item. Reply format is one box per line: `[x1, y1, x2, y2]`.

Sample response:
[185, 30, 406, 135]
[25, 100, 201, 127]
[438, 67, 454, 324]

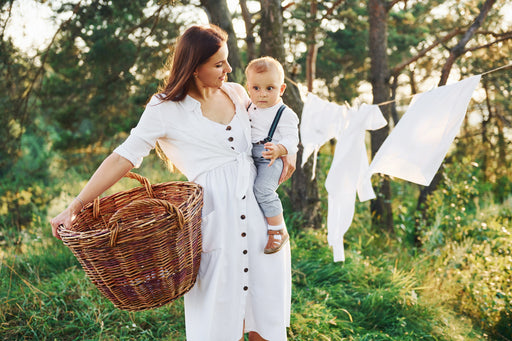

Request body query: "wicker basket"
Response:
[58, 172, 203, 311]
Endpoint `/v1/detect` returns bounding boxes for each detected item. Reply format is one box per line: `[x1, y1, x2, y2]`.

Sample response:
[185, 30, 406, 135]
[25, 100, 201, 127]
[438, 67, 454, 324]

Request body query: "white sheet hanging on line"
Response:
[325, 104, 387, 262]
[365, 75, 481, 187]
[300, 93, 346, 179]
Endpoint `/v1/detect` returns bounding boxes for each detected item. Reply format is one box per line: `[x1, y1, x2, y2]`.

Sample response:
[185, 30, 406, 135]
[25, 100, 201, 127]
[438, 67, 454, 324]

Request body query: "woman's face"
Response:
[194, 43, 232, 89]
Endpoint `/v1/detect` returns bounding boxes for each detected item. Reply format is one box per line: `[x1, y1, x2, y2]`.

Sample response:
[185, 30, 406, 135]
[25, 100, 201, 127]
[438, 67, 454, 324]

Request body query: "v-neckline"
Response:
[190, 88, 236, 125]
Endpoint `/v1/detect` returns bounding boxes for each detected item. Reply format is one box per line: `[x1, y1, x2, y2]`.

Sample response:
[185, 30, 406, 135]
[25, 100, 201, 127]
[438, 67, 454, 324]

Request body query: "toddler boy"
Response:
[245, 56, 299, 254]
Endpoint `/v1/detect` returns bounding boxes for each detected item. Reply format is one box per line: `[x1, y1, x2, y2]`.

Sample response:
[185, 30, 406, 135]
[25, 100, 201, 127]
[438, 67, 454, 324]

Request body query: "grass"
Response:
[2, 217, 505, 340]
[1, 155, 511, 340]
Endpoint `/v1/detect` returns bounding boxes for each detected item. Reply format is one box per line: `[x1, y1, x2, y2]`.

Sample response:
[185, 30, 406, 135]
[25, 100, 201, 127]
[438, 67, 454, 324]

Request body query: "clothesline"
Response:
[285, 61, 512, 107]
[300, 74, 483, 262]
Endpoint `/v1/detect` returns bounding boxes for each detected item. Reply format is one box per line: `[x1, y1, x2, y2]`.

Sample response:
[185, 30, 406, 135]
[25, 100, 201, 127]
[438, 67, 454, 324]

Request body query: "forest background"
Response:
[1, 0, 512, 340]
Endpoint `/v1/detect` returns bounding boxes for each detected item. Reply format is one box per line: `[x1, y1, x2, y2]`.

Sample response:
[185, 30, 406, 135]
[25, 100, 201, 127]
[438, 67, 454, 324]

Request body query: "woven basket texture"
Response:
[58, 172, 203, 311]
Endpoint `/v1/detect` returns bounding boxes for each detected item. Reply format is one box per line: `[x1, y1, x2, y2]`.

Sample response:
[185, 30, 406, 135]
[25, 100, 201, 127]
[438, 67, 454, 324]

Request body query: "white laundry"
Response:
[366, 75, 481, 187]
[325, 104, 387, 262]
[300, 93, 346, 178]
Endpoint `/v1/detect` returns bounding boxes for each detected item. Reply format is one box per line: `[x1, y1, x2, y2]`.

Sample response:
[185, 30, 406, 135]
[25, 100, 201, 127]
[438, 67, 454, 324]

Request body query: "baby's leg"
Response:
[252, 155, 288, 253]
[266, 213, 284, 226]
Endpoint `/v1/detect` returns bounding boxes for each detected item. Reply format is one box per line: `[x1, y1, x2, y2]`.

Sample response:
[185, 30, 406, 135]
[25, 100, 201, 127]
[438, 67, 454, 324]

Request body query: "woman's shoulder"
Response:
[144, 93, 185, 113]
[223, 82, 249, 106]
[147, 93, 179, 107]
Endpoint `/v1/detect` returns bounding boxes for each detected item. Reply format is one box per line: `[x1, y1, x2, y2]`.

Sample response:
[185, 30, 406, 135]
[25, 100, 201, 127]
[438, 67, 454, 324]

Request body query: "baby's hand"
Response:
[262, 143, 287, 166]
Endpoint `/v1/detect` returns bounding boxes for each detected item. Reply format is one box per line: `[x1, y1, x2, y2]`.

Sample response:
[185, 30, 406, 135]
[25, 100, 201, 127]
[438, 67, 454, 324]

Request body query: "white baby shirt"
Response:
[325, 104, 387, 262]
[300, 93, 346, 178]
[249, 100, 299, 155]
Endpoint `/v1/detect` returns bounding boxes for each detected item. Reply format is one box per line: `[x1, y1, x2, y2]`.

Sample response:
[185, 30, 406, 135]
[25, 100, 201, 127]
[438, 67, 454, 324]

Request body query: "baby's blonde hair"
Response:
[245, 56, 285, 84]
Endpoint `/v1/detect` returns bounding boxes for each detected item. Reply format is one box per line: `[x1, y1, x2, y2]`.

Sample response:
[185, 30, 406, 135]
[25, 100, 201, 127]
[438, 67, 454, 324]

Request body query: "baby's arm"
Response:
[262, 142, 288, 166]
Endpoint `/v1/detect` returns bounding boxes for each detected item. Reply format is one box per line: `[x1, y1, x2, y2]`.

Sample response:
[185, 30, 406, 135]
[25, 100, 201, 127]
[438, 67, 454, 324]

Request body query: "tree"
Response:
[417, 0, 498, 211]
[239, 0, 256, 62]
[200, 0, 243, 81]
[259, 0, 323, 228]
[39, 1, 183, 153]
[367, 0, 395, 231]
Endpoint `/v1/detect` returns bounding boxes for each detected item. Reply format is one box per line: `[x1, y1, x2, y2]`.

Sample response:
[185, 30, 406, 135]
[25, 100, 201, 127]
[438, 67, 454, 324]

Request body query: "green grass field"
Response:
[1, 156, 511, 340]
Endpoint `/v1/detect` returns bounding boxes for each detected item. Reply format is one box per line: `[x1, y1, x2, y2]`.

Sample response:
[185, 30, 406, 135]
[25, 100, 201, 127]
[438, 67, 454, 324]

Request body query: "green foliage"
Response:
[289, 229, 445, 340]
[0, 124, 57, 235]
[0, 36, 34, 177]
[420, 201, 512, 340]
[418, 158, 483, 250]
[1, 147, 509, 340]
[39, 0, 183, 152]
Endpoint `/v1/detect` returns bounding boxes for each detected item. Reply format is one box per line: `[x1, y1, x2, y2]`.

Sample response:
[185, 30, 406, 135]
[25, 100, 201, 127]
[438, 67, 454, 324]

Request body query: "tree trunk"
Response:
[306, 1, 318, 92]
[495, 108, 507, 173]
[239, 0, 256, 62]
[200, 0, 243, 81]
[417, 0, 497, 210]
[368, 0, 393, 232]
[481, 80, 494, 180]
[259, 0, 322, 228]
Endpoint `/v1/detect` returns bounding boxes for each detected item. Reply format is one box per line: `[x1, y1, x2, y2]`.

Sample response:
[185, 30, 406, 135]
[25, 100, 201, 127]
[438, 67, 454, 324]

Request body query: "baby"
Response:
[245, 56, 299, 254]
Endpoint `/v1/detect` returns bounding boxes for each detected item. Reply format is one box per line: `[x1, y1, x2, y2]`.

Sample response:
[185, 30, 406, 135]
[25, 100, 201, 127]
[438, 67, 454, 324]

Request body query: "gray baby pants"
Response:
[251, 143, 284, 218]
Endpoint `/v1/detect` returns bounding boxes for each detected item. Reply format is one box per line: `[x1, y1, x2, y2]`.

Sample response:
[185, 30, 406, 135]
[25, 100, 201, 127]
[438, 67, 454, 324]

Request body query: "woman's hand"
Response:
[49, 153, 134, 240]
[279, 153, 296, 185]
[50, 199, 82, 240]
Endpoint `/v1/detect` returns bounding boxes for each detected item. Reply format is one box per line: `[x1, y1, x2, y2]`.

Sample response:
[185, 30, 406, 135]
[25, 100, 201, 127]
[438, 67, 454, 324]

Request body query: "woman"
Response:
[50, 25, 295, 341]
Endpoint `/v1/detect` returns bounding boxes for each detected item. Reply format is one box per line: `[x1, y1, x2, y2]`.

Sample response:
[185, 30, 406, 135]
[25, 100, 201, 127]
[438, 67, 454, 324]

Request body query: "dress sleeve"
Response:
[113, 95, 166, 167]
[276, 107, 300, 155]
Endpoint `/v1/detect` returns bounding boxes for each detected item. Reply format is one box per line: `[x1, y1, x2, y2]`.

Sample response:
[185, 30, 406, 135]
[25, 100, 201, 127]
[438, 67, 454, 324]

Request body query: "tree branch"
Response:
[476, 29, 512, 38]
[464, 33, 512, 52]
[240, 0, 256, 61]
[390, 27, 462, 76]
[23, 1, 82, 100]
[438, 0, 497, 86]
[124, 4, 165, 36]
[386, 0, 405, 11]
[320, 0, 346, 21]
[0, 0, 14, 43]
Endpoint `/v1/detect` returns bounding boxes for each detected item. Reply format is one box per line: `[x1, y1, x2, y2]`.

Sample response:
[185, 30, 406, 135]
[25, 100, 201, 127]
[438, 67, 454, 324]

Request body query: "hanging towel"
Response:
[366, 75, 481, 187]
[300, 93, 346, 178]
[325, 104, 387, 262]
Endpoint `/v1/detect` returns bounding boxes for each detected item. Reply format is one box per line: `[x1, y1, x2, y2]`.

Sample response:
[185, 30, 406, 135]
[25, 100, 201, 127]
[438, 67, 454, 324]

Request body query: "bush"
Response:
[0, 129, 57, 243]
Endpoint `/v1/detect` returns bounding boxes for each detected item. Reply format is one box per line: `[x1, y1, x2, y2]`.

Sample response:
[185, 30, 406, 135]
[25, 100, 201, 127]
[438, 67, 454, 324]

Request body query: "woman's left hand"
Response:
[279, 153, 296, 185]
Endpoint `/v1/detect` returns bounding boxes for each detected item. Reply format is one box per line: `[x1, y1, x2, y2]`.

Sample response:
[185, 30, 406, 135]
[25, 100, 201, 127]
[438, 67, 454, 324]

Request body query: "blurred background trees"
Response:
[1, 0, 512, 338]
[1, 0, 511, 238]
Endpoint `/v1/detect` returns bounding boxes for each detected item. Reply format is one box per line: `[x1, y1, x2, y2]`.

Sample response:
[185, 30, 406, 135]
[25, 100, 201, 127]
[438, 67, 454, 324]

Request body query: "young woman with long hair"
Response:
[50, 24, 295, 341]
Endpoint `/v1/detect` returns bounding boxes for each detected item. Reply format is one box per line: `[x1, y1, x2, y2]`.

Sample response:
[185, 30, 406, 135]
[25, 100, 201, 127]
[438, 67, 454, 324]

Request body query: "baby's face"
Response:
[246, 70, 286, 109]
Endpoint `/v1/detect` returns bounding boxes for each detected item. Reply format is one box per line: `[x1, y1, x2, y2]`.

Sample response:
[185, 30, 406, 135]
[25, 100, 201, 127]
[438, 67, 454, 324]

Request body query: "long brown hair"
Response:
[155, 25, 228, 171]
[159, 24, 228, 102]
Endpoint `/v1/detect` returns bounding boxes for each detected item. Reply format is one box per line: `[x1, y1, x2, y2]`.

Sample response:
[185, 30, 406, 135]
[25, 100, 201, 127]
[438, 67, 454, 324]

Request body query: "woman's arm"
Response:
[279, 153, 296, 185]
[50, 153, 134, 239]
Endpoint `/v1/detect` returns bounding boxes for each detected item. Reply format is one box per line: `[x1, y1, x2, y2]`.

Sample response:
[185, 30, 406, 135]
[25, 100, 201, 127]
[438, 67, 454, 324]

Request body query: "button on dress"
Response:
[114, 82, 291, 341]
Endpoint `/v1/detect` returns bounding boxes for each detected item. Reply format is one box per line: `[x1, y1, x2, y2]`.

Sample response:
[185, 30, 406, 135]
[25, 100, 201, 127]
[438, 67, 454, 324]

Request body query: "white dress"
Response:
[114, 83, 292, 341]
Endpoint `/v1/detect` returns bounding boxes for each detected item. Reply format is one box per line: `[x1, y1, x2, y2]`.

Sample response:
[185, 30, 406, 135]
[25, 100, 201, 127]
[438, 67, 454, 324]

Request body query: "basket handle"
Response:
[92, 172, 155, 219]
[108, 198, 185, 247]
